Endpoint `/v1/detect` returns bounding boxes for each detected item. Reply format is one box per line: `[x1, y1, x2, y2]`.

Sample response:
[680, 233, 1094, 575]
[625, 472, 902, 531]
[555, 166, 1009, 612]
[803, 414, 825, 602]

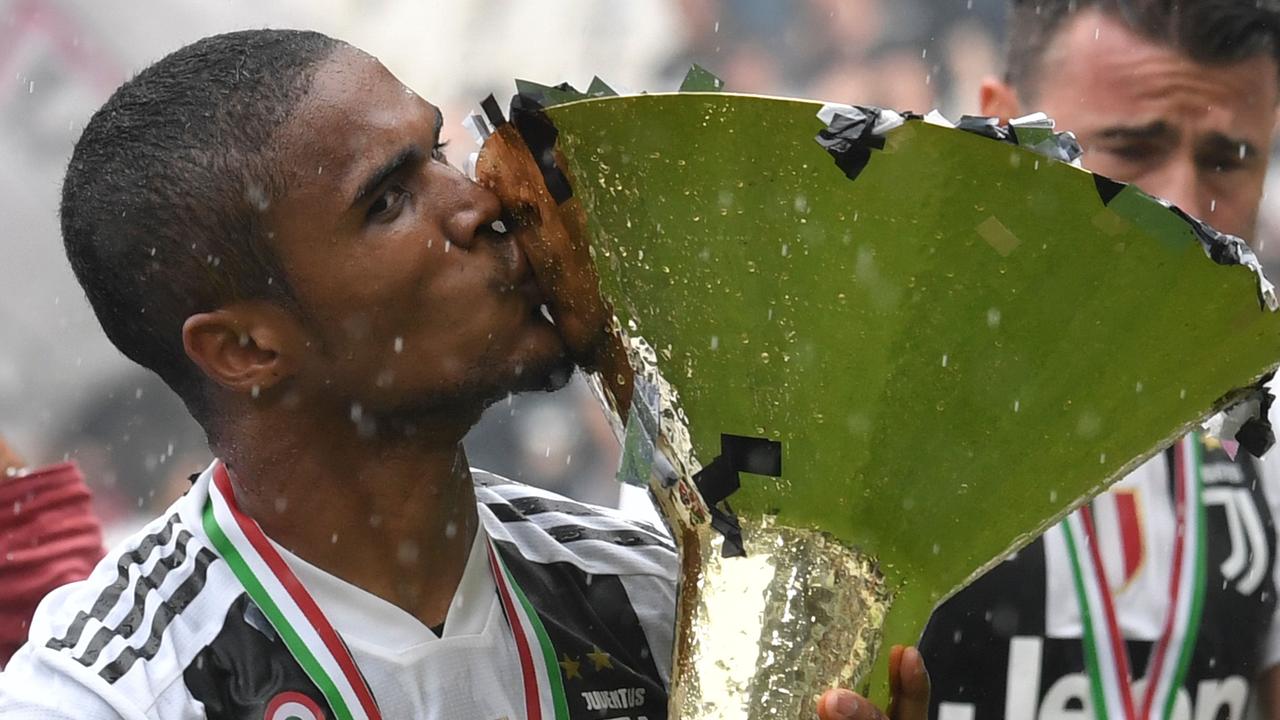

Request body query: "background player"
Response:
[920, 2, 1280, 718]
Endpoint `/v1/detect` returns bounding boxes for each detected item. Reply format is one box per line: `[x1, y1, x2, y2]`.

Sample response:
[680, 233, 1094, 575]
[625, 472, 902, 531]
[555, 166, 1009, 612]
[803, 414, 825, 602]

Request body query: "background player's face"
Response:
[264, 48, 569, 418]
[985, 8, 1278, 239]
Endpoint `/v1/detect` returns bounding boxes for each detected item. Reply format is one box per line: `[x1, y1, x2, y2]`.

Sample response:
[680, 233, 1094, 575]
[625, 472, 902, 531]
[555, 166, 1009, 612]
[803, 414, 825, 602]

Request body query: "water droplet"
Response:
[397, 540, 420, 563]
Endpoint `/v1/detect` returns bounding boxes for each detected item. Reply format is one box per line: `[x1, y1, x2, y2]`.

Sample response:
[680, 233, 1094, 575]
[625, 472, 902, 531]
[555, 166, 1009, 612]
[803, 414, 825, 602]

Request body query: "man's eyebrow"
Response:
[1094, 120, 1174, 142]
[351, 145, 423, 208]
[348, 106, 443, 209]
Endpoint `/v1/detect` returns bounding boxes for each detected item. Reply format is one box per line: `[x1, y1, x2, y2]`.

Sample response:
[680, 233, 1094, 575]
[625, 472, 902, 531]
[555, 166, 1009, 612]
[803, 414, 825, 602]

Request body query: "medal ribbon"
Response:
[202, 463, 382, 720]
[486, 538, 571, 720]
[1060, 434, 1208, 720]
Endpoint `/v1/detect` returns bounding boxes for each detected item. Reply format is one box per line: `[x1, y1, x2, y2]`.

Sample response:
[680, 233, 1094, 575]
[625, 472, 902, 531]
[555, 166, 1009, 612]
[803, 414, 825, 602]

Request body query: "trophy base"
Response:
[671, 515, 893, 719]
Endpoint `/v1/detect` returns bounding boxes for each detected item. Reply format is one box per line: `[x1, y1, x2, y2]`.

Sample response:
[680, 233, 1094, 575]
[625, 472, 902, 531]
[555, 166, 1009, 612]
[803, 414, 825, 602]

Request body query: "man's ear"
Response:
[182, 302, 303, 396]
[979, 76, 1023, 121]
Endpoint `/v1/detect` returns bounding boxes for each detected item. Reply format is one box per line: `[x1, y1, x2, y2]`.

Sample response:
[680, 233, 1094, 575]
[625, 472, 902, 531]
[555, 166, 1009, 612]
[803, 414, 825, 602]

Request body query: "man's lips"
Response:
[519, 275, 549, 317]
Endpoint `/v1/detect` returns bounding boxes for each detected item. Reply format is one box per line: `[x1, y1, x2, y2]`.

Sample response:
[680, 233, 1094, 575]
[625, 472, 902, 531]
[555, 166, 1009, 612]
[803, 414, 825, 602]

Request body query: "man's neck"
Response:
[219, 408, 480, 630]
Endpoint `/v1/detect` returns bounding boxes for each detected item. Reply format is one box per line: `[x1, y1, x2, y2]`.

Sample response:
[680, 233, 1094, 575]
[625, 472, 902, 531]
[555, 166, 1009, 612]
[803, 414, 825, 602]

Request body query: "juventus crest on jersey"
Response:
[921, 435, 1280, 720]
[0, 466, 677, 720]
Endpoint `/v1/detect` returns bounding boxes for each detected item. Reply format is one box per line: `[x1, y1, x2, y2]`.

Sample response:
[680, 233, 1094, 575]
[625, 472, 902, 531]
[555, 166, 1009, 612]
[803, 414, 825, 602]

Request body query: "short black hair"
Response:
[61, 29, 344, 425]
[1006, 0, 1280, 102]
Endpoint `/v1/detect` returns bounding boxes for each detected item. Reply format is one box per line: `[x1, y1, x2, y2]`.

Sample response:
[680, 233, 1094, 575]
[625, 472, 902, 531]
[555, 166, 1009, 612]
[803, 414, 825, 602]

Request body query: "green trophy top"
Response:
[521, 87, 1280, 699]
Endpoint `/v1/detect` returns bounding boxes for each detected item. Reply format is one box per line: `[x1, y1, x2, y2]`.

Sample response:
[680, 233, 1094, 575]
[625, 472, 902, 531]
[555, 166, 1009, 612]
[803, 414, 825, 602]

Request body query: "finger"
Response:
[888, 644, 904, 699]
[890, 646, 931, 720]
[818, 689, 888, 720]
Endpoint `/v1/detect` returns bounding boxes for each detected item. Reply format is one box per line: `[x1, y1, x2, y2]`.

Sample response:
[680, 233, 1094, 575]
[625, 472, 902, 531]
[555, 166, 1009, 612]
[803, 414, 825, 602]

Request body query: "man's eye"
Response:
[1105, 144, 1155, 162]
[431, 141, 449, 162]
[1202, 155, 1246, 174]
[368, 185, 410, 221]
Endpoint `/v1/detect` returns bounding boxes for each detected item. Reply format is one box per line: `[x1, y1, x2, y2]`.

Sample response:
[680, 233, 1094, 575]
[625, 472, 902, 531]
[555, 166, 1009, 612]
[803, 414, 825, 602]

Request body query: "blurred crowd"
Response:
[4, 0, 1280, 541]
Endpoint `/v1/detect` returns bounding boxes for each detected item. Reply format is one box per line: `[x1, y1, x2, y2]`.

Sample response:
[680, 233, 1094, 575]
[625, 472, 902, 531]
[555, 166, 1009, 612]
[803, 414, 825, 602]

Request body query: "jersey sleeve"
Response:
[1255, 389, 1280, 669]
[0, 640, 143, 720]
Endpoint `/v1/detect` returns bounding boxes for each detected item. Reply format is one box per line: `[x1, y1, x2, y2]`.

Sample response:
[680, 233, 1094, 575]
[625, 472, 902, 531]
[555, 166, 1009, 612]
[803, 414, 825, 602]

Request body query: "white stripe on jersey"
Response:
[474, 469, 670, 540]
[479, 501, 677, 582]
[618, 572, 677, 686]
[475, 472, 678, 581]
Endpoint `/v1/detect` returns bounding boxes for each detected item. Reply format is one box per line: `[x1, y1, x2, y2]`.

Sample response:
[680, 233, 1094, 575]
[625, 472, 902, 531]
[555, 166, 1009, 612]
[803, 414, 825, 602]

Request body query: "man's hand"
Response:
[818, 646, 930, 720]
[474, 124, 611, 370]
[0, 435, 25, 478]
[474, 123, 637, 413]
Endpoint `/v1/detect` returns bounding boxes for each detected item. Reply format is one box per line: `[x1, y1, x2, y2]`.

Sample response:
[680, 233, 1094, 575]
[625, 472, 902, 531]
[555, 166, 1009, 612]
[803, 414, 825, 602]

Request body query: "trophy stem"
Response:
[671, 515, 893, 719]
[599, 335, 894, 718]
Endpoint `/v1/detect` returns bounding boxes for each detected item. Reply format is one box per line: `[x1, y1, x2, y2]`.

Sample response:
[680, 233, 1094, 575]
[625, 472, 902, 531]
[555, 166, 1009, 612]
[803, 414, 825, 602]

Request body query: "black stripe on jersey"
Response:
[542, 524, 675, 552]
[494, 494, 669, 540]
[46, 514, 180, 654]
[97, 545, 218, 683]
[494, 540, 669, 717]
[73, 529, 197, 667]
[486, 503, 675, 552]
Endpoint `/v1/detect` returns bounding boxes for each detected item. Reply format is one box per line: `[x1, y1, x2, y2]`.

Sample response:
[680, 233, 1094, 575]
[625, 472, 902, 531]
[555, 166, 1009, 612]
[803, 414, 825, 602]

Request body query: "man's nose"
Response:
[435, 163, 502, 250]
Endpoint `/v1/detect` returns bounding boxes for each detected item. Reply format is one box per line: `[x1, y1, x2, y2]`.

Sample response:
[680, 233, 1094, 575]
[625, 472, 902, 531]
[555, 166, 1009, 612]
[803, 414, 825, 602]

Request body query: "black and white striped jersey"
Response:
[921, 437, 1280, 720]
[0, 465, 677, 720]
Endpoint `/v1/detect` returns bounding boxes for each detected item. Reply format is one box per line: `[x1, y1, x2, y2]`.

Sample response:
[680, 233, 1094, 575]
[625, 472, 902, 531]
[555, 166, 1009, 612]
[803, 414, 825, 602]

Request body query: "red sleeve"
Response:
[0, 462, 106, 666]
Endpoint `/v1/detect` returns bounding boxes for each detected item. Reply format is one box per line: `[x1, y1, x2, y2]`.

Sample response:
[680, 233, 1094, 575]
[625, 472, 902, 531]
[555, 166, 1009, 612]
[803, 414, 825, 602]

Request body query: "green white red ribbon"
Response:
[204, 463, 382, 720]
[486, 539, 571, 720]
[1060, 434, 1207, 720]
[203, 461, 569, 720]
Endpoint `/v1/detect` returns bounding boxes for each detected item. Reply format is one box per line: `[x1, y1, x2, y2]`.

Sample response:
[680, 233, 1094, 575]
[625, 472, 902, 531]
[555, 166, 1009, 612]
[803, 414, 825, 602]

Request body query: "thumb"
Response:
[890, 646, 931, 720]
